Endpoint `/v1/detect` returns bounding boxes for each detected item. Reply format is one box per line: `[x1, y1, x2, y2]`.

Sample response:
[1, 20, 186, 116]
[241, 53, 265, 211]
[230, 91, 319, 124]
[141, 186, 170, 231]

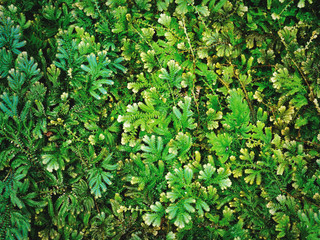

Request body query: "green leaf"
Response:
[144, 213, 162, 227]
[158, 13, 171, 27]
[10, 193, 24, 209]
[173, 96, 197, 131]
[0, 92, 18, 118]
[159, 60, 183, 88]
[277, 163, 286, 176]
[218, 176, 232, 190]
[144, 202, 165, 227]
[8, 70, 26, 93]
[0, 48, 13, 77]
[167, 190, 181, 202]
[175, 0, 192, 15]
[141, 135, 168, 163]
[217, 44, 232, 57]
[157, 0, 171, 11]
[199, 163, 216, 181]
[42, 154, 60, 172]
[166, 204, 178, 220]
[206, 108, 223, 130]
[207, 132, 233, 163]
[239, 148, 255, 162]
[184, 167, 193, 185]
[48, 197, 54, 218]
[174, 211, 191, 228]
[183, 198, 196, 213]
[88, 167, 113, 198]
[223, 88, 251, 137]
[168, 132, 192, 160]
[297, 0, 305, 8]
[196, 5, 210, 16]
[141, 50, 157, 72]
[15, 52, 41, 83]
[244, 169, 261, 185]
[252, 121, 272, 146]
[173, 106, 182, 120]
[212, 0, 227, 12]
[141, 28, 155, 39]
[196, 199, 210, 216]
[166, 232, 176, 240]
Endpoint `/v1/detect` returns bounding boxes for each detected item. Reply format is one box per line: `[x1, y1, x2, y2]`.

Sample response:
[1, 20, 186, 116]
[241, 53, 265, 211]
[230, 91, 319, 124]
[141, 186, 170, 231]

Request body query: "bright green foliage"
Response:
[0, 13, 26, 54]
[159, 60, 183, 89]
[168, 132, 192, 162]
[87, 150, 117, 198]
[208, 132, 233, 163]
[143, 201, 165, 227]
[223, 89, 251, 137]
[199, 163, 232, 190]
[81, 52, 114, 100]
[1, 0, 320, 239]
[165, 167, 205, 228]
[173, 96, 197, 131]
[206, 108, 223, 130]
[0, 92, 18, 118]
[122, 152, 167, 202]
[0, 48, 13, 78]
[141, 135, 176, 164]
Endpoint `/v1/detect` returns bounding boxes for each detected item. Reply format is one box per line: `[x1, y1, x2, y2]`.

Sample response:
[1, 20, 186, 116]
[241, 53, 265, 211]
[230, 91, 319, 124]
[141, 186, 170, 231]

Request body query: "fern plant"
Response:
[1, 0, 320, 239]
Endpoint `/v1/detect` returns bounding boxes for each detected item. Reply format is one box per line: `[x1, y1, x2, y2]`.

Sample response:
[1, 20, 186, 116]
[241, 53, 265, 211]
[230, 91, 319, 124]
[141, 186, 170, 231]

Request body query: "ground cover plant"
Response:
[0, 0, 320, 239]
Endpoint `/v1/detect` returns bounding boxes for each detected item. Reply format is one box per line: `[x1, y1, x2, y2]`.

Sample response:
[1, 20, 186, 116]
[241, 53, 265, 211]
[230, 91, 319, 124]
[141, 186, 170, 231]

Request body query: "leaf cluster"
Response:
[1, 0, 320, 239]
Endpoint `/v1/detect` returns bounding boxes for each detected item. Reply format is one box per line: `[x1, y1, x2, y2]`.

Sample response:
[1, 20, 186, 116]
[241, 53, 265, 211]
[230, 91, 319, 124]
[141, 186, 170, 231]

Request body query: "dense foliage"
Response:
[0, 0, 320, 239]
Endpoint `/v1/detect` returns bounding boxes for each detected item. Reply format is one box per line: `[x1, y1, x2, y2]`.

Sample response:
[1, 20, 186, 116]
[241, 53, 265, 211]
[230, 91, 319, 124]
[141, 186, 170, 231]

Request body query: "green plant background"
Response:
[0, 0, 320, 239]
